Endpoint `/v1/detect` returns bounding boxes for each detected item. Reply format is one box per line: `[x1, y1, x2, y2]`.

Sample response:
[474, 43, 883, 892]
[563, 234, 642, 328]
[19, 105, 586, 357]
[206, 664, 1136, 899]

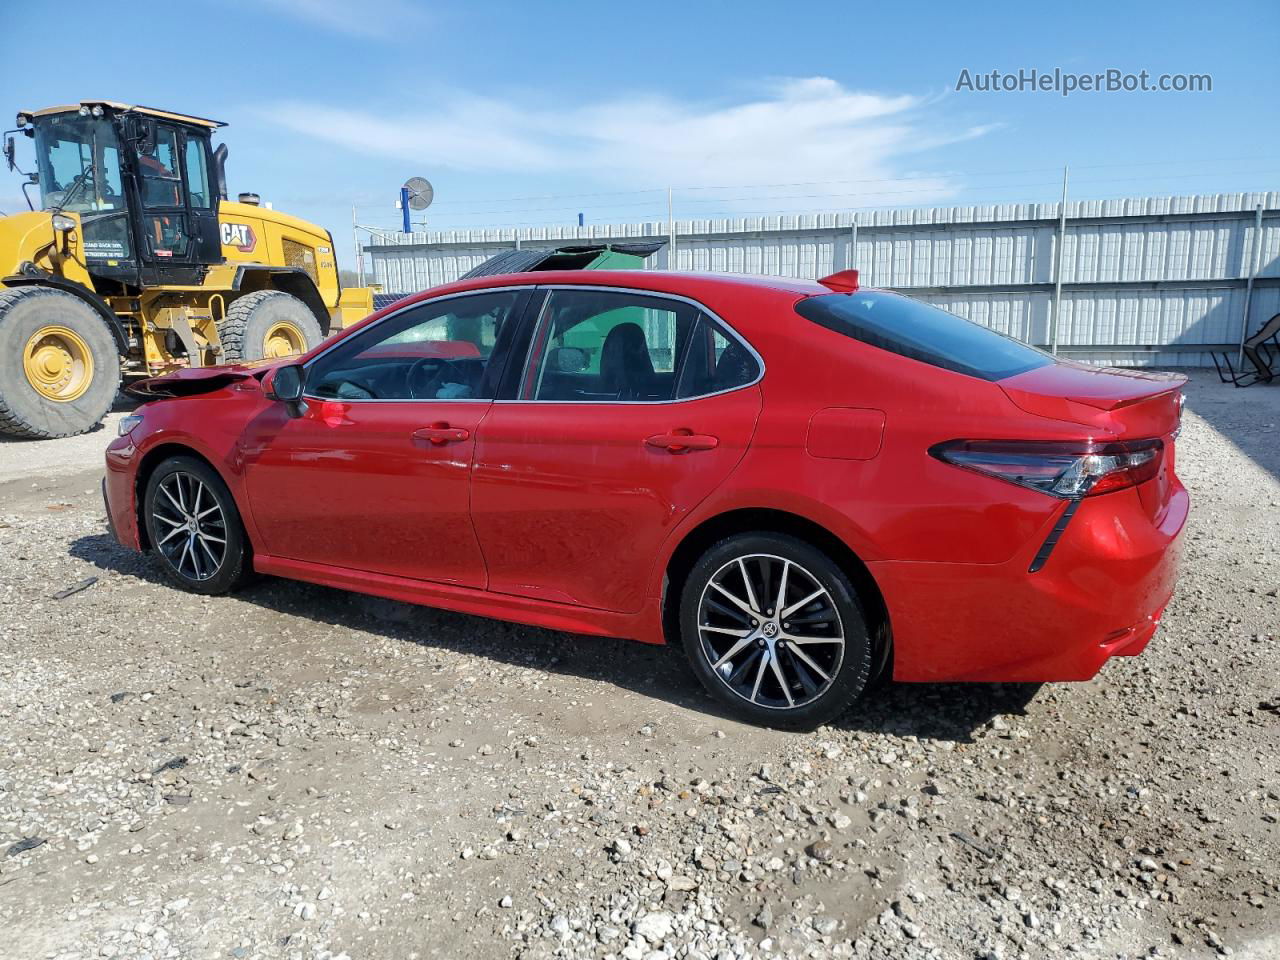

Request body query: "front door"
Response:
[242, 288, 531, 587]
[470, 287, 764, 612]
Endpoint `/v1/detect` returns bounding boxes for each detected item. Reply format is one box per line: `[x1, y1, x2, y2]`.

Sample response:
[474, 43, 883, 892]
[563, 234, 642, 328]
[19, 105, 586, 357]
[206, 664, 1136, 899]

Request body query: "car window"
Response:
[676, 317, 761, 398]
[795, 291, 1053, 382]
[306, 291, 521, 401]
[523, 289, 699, 402]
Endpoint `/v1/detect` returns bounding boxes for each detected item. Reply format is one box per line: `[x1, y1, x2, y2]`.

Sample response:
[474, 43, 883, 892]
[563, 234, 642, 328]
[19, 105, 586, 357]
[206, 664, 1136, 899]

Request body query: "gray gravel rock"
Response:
[0, 374, 1277, 959]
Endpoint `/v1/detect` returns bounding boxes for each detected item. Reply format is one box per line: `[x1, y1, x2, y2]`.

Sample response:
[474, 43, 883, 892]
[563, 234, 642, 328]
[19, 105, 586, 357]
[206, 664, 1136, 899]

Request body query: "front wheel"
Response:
[679, 533, 873, 729]
[0, 286, 121, 439]
[143, 456, 251, 594]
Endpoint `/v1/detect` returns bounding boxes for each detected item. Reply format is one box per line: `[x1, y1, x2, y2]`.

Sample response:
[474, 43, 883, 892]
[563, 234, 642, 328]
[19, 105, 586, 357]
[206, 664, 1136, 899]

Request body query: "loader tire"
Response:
[219, 290, 322, 363]
[0, 286, 121, 440]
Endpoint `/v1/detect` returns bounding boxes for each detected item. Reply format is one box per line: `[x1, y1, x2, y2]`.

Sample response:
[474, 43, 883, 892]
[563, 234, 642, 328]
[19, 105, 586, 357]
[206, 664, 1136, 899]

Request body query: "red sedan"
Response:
[104, 269, 1188, 727]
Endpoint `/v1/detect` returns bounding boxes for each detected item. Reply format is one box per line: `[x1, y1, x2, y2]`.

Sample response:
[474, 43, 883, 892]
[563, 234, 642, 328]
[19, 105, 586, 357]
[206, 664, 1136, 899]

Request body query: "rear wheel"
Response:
[0, 286, 120, 439]
[219, 290, 323, 362]
[679, 533, 873, 729]
[143, 456, 250, 595]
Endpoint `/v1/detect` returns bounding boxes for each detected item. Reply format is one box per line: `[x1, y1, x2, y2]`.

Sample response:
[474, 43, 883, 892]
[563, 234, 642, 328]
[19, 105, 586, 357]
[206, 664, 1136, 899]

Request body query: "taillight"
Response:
[930, 438, 1164, 499]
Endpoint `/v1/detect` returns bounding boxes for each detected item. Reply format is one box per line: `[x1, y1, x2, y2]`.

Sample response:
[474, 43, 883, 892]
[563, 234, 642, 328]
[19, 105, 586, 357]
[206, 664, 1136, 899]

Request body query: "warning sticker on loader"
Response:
[85, 240, 127, 258]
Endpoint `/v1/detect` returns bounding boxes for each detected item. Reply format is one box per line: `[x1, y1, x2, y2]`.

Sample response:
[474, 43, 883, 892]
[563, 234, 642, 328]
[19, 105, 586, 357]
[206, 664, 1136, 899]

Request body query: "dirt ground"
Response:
[0, 373, 1277, 960]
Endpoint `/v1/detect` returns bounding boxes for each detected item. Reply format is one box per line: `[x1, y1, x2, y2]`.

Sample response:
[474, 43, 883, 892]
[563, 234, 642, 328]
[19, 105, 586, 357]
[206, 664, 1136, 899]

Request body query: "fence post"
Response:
[1239, 203, 1265, 366]
[1049, 165, 1069, 354]
[667, 187, 676, 270]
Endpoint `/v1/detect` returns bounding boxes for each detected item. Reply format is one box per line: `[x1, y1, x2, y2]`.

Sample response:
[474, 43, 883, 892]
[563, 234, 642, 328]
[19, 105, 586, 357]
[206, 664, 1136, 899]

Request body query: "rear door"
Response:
[470, 287, 763, 612]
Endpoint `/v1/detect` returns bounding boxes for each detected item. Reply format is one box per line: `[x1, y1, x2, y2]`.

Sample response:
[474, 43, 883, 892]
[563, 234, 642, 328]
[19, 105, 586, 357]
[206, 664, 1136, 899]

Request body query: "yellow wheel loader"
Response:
[0, 100, 373, 439]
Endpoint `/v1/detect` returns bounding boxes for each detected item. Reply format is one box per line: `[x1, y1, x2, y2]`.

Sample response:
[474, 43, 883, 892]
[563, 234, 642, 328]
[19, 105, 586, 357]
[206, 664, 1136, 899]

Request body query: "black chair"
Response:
[1213, 313, 1280, 388]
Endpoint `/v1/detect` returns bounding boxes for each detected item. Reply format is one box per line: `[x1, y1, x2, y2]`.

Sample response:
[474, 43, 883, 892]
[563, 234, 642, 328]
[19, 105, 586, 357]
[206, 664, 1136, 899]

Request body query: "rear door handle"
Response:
[645, 430, 719, 452]
[413, 423, 471, 445]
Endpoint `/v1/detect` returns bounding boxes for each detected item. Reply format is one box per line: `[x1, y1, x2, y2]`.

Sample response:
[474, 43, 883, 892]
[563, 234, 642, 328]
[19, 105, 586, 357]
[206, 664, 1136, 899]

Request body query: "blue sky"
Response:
[3, 0, 1277, 269]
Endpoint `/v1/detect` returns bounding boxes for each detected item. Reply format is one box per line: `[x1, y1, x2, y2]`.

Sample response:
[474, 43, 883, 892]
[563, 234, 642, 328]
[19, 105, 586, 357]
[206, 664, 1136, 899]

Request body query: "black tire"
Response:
[219, 290, 323, 362]
[143, 455, 251, 595]
[0, 286, 121, 439]
[678, 533, 873, 729]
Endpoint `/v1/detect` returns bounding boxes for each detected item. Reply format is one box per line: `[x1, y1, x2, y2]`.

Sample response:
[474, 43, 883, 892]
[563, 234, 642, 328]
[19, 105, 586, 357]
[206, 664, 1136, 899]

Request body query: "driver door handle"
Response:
[645, 430, 719, 452]
[413, 423, 471, 445]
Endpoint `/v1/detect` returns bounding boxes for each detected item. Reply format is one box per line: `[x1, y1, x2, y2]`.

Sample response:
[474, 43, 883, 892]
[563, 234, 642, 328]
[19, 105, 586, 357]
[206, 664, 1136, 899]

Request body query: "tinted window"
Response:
[185, 137, 212, 209]
[524, 290, 699, 401]
[33, 115, 126, 215]
[796, 291, 1052, 382]
[676, 318, 760, 398]
[139, 127, 183, 208]
[144, 215, 189, 259]
[307, 291, 521, 401]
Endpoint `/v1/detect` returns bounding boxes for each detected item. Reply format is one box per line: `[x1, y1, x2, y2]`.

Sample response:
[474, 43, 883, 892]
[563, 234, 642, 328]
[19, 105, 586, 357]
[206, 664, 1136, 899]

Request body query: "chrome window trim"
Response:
[299, 286, 531, 404]
[296, 282, 765, 406]
[504, 283, 765, 407]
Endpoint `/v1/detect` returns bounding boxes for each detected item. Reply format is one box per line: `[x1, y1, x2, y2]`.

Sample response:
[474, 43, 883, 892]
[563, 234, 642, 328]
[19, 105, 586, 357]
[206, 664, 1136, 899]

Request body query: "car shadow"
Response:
[1178, 370, 1280, 484]
[69, 531, 1039, 743]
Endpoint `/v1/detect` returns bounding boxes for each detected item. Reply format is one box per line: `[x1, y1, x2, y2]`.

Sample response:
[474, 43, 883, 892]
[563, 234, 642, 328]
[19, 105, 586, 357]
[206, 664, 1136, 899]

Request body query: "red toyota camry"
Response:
[104, 269, 1188, 727]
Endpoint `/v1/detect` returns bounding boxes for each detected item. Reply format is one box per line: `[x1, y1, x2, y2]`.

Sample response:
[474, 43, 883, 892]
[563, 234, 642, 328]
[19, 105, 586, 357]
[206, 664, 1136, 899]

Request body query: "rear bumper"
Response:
[104, 436, 142, 551]
[873, 482, 1188, 683]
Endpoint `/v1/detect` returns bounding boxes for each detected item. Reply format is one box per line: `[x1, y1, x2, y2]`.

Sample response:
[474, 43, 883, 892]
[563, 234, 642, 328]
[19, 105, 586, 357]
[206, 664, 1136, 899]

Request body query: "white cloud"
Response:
[258, 77, 990, 212]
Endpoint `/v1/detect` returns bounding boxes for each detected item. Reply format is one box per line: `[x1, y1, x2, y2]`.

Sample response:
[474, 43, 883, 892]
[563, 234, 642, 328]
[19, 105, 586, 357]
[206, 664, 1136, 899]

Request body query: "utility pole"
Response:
[352, 204, 363, 287]
[1049, 165, 1069, 354]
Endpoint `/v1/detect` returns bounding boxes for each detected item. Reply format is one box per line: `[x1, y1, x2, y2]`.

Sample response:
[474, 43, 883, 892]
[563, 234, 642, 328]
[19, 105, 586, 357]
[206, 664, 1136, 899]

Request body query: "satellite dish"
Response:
[403, 177, 434, 211]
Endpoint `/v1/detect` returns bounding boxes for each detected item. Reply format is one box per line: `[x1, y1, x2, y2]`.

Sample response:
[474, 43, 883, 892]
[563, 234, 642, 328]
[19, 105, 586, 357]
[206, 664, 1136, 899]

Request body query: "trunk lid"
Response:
[1000, 360, 1186, 520]
[1000, 361, 1185, 432]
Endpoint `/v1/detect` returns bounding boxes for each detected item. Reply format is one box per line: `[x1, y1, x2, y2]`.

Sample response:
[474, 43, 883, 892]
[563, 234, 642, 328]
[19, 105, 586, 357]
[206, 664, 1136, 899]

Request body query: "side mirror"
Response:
[265, 363, 306, 403]
[127, 116, 155, 154]
[4, 136, 14, 172]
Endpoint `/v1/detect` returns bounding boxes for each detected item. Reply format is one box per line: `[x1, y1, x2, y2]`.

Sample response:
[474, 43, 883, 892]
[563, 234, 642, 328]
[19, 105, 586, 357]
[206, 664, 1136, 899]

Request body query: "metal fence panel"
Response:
[367, 192, 1280, 366]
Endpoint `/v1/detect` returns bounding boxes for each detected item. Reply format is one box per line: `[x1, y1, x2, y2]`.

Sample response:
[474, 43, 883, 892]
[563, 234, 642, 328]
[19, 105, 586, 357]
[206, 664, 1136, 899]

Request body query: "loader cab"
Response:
[24, 102, 225, 290]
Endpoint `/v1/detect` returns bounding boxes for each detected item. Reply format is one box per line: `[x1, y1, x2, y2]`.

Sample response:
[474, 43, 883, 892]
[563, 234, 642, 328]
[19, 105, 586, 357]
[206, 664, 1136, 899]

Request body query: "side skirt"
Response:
[252, 554, 665, 644]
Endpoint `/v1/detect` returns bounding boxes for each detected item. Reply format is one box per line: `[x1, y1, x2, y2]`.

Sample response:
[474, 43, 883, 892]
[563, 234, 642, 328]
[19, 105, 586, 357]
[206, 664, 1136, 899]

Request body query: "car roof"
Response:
[417, 269, 830, 303]
[322, 271, 869, 365]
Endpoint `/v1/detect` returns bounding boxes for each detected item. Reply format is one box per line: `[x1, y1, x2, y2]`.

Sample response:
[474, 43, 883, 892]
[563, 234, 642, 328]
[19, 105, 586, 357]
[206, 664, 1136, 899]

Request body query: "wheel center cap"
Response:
[762, 621, 778, 638]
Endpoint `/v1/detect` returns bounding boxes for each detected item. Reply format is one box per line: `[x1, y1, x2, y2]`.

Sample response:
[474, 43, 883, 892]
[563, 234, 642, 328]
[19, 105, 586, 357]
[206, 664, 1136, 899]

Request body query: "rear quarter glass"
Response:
[795, 291, 1053, 382]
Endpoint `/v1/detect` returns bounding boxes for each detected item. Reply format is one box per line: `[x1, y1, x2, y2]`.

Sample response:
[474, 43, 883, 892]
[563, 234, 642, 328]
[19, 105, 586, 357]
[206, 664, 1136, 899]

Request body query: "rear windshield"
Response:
[796, 291, 1053, 382]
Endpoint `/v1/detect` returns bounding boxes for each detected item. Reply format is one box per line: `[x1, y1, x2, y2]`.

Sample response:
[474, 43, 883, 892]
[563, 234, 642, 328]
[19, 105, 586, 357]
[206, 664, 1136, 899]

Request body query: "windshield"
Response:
[796, 290, 1054, 382]
[32, 114, 126, 215]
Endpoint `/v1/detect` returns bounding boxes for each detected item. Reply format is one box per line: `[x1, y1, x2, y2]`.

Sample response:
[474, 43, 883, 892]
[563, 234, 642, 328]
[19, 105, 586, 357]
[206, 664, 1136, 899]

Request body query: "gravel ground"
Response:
[0, 372, 1277, 960]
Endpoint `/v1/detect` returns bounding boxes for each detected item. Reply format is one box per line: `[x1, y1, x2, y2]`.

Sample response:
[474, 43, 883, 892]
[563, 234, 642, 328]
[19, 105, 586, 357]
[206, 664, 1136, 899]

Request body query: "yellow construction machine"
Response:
[0, 100, 373, 438]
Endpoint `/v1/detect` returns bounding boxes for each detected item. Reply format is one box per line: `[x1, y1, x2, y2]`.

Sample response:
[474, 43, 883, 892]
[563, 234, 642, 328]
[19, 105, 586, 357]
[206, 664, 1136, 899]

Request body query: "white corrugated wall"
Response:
[366, 192, 1280, 366]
